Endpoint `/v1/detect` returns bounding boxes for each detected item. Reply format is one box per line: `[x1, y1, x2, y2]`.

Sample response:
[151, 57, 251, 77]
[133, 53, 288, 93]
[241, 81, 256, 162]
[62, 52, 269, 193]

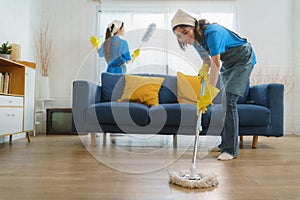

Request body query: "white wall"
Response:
[39, 0, 97, 107]
[236, 0, 295, 134]
[0, 0, 41, 61]
[237, 0, 294, 68]
[293, 0, 300, 135]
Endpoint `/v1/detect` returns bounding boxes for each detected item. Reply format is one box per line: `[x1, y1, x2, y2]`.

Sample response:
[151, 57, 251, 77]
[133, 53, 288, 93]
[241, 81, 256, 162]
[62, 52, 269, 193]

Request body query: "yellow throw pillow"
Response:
[177, 72, 202, 104]
[117, 74, 165, 106]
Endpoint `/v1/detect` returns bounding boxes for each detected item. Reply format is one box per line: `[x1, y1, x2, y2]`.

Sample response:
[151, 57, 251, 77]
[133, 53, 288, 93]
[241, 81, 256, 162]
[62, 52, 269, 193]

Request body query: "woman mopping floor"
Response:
[169, 8, 256, 188]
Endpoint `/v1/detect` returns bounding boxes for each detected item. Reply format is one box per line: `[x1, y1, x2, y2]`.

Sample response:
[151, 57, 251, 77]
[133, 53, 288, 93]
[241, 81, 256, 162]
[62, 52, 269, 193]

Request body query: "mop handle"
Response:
[200, 79, 206, 97]
[190, 78, 206, 177]
[196, 79, 206, 132]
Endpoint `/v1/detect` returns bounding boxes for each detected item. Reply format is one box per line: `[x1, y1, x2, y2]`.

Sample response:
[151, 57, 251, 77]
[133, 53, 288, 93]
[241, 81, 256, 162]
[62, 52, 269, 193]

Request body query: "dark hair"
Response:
[173, 19, 211, 51]
[103, 22, 124, 62]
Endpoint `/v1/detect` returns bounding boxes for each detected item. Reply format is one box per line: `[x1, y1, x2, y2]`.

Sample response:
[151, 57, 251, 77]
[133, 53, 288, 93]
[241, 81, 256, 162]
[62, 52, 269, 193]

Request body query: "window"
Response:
[95, 2, 236, 80]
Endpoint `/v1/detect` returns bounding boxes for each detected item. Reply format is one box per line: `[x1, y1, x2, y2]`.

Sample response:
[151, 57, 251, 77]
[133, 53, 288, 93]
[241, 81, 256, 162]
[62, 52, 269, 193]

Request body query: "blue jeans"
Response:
[219, 92, 240, 157]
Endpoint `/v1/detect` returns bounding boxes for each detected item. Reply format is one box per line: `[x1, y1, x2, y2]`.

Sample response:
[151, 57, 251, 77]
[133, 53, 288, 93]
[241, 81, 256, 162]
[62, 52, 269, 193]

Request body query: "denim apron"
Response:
[107, 57, 127, 74]
[220, 43, 254, 96]
[120, 64, 127, 73]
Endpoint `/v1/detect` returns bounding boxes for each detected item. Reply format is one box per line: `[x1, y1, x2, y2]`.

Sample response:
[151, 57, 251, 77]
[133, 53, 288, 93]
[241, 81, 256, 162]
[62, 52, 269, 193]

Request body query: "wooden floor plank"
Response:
[0, 134, 299, 200]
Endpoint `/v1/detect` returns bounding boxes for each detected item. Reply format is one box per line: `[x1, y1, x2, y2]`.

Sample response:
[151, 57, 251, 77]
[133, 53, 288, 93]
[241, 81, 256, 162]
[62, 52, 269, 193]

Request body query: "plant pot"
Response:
[0, 54, 10, 59]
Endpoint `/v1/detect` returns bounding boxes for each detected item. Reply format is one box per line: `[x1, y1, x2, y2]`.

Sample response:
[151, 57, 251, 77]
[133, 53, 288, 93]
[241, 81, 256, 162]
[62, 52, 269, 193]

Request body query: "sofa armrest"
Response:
[72, 80, 101, 131]
[249, 83, 284, 136]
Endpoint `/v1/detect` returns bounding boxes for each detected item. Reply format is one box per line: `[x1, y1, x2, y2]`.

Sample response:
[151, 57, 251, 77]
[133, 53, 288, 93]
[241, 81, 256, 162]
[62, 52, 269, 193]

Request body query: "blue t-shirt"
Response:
[98, 36, 131, 66]
[193, 24, 256, 66]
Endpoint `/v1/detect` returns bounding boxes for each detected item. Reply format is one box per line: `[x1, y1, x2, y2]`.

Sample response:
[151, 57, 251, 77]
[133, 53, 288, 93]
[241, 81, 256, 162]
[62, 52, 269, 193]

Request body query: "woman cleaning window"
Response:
[97, 19, 132, 74]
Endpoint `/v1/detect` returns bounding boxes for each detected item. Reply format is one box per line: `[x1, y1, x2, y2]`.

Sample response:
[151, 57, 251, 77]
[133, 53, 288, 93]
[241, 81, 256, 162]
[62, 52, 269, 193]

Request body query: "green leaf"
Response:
[0, 41, 12, 54]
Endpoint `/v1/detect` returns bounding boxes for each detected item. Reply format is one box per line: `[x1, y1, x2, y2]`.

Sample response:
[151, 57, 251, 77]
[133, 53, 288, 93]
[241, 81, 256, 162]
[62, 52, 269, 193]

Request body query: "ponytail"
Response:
[105, 25, 113, 40]
[104, 27, 112, 62]
[103, 22, 124, 62]
[194, 19, 211, 45]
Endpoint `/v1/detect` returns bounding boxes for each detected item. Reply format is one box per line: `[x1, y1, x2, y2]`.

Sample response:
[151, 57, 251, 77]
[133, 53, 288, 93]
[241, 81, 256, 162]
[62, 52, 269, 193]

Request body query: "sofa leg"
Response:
[103, 133, 107, 144]
[252, 136, 258, 148]
[26, 132, 31, 143]
[9, 135, 13, 144]
[173, 134, 177, 147]
[240, 136, 244, 142]
[91, 132, 96, 146]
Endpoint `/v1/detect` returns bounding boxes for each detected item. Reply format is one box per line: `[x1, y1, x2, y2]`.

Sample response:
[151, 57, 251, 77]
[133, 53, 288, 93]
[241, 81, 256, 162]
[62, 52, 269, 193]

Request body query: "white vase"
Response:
[39, 76, 50, 99]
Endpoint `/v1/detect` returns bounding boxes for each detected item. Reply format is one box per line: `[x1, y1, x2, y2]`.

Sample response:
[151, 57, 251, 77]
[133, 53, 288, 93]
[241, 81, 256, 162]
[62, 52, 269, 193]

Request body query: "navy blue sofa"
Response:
[72, 72, 284, 147]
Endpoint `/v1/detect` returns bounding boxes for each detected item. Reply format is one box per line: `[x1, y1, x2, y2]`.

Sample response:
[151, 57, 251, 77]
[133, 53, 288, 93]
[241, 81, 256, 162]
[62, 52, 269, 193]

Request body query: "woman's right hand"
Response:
[198, 63, 209, 81]
[90, 36, 100, 49]
[196, 84, 219, 114]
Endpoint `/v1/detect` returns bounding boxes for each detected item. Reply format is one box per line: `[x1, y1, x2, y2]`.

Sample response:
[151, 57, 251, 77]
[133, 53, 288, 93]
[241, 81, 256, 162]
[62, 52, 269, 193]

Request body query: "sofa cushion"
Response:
[117, 75, 165, 106]
[157, 75, 178, 104]
[148, 103, 217, 130]
[177, 72, 202, 104]
[101, 73, 178, 104]
[101, 73, 124, 102]
[149, 104, 197, 127]
[201, 105, 225, 129]
[238, 104, 271, 126]
[86, 102, 150, 126]
[205, 104, 271, 126]
[142, 74, 178, 104]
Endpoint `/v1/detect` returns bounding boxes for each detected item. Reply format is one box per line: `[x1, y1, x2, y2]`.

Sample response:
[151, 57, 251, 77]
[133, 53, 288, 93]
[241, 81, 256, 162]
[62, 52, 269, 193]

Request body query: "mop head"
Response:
[169, 170, 219, 189]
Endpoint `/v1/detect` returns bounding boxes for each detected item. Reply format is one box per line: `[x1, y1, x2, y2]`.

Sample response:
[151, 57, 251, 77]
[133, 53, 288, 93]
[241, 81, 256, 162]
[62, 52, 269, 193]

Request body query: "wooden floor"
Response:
[0, 133, 300, 200]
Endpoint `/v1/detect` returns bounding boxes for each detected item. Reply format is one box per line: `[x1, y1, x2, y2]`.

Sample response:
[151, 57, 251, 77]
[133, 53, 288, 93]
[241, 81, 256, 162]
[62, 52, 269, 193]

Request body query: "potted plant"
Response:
[0, 41, 12, 59]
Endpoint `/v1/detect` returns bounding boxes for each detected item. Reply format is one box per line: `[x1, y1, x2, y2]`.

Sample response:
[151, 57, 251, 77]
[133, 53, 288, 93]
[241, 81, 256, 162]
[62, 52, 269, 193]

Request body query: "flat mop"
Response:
[169, 77, 219, 189]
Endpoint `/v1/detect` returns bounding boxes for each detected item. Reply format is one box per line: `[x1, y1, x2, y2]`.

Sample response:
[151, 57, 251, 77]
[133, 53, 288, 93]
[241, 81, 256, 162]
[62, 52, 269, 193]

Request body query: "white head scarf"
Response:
[171, 9, 196, 29]
[108, 20, 123, 35]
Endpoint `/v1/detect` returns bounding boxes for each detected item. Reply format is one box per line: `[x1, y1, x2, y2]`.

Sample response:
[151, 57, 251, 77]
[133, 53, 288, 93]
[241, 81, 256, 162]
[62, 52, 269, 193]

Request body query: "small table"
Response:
[38, 99, 55, 109]
[34, 109, 46, 136]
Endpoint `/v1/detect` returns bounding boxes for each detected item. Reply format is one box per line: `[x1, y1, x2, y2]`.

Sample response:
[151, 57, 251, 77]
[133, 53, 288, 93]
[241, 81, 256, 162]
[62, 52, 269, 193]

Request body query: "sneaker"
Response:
[217, 152, 234, 161]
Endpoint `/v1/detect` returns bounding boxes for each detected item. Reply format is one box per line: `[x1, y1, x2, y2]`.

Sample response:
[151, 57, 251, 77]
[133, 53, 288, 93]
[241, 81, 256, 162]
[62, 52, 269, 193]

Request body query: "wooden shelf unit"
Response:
[0, 57, 36, 143]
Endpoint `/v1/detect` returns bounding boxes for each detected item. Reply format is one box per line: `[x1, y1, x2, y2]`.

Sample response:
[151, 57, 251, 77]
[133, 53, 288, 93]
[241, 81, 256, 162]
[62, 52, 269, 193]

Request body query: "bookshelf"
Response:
[0, 57, 36, 143]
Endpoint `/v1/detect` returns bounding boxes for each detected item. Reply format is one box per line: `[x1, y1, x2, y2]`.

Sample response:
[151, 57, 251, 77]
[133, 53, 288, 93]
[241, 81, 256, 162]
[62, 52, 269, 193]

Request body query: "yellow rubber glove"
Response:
[90, 35, 100, 49]
[198, 63, 209, 82]
[196, 84, 219, 114]
[131, 49, 140, 62]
